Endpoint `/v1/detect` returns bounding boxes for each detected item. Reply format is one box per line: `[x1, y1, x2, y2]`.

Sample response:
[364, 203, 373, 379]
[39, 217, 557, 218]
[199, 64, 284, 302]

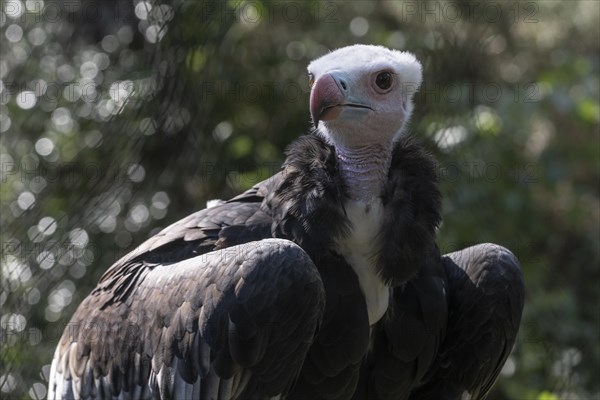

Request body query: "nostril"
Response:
[339, 80, 347, 90]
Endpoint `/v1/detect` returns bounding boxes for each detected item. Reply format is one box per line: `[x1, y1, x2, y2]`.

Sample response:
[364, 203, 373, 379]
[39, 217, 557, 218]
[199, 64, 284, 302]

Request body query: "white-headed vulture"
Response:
[48, 45, 525, 400]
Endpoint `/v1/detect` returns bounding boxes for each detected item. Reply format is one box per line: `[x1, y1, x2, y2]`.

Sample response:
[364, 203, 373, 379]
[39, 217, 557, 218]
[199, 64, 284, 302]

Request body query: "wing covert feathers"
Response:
[48, 239, 325, 399]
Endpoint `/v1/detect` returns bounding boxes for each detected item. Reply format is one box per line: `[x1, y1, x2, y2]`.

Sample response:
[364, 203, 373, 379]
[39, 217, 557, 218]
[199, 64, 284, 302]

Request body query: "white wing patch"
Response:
[206, 199, 225, 208]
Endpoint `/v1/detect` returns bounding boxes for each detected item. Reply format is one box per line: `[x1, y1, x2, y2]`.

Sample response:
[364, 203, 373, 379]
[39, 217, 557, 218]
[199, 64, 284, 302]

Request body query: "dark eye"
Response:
[375, 71, 393, 91]
[308, 73, 315, 88]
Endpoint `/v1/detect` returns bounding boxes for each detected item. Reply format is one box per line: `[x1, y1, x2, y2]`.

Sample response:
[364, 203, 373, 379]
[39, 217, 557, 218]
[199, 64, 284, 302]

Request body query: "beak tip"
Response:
[310, 104, 319, 129]
[312, 114, 319, 129]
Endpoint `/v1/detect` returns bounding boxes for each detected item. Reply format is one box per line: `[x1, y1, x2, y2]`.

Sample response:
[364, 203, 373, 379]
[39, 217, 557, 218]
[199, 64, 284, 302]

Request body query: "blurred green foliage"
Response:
[1, 1, 598, 399]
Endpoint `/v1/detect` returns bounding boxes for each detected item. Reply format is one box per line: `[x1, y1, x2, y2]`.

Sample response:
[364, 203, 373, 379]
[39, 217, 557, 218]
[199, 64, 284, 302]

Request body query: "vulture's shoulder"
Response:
[390, 136, 439, 174]
[266, 134, 351, 254]
[93, 175, 283, 301]
[374, 136, 442, 285]
[93, 135, 336, 299]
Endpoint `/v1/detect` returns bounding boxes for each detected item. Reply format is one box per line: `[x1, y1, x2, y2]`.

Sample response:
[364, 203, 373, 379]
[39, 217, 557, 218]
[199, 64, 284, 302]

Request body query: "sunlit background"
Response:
[1, 1, 598, 399]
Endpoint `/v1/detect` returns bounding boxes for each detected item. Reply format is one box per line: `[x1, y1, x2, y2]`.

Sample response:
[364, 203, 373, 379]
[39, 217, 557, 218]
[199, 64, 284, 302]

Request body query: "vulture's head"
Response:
[308, 45, 422, 148]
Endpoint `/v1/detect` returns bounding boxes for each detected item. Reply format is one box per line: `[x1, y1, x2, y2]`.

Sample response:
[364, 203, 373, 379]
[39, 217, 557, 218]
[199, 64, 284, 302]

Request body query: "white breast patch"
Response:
[335, 199, 389, 325]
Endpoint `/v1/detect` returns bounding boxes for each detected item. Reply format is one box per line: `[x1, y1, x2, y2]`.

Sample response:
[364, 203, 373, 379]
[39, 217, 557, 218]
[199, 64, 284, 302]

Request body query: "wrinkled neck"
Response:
[335, 142, 392, 202]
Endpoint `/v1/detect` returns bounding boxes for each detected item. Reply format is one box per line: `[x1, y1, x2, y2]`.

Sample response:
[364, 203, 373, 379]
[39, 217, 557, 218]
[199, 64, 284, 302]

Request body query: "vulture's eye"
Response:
[375, 71, 393, 91]
[308, 73, 315, 89]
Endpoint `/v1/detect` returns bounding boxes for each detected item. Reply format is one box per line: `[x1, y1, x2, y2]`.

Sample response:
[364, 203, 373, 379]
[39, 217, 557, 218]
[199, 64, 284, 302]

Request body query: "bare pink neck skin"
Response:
[335, 142, 392, 202]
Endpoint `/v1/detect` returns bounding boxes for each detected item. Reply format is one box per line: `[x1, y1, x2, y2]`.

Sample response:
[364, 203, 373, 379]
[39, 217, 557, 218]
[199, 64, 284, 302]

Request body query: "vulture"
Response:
[48, 44, 525, 399]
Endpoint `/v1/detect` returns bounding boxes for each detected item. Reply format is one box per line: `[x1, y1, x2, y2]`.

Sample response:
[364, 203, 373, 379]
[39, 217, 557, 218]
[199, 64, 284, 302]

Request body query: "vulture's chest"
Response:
[335, 199, 389, 325]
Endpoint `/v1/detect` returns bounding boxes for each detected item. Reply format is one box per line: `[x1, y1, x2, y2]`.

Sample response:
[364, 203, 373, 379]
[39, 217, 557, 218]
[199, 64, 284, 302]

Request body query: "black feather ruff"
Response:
[268, 133, 441, 285]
